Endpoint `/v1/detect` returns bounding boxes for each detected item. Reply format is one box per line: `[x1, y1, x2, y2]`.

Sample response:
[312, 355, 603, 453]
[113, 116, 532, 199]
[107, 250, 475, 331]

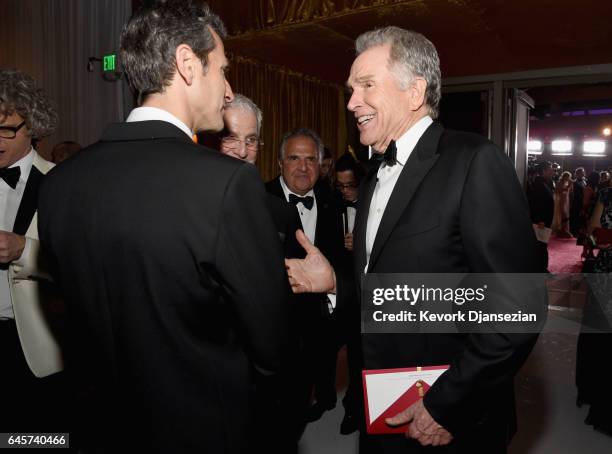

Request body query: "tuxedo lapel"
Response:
[13, 165, 43, 236]
[353, 165, 379, 281]
[367, 122, 444, 271]
[267, 177, 305, 231]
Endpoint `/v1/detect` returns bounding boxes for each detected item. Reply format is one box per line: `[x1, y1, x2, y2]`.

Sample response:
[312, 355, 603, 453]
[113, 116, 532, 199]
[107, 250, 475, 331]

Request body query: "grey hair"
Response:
[279, 128, 324, 163]
[0, 69, 58, 139]
[355, 26, 441, 118]
[226, 94, 263, 135]
[120, 0, 227, 104]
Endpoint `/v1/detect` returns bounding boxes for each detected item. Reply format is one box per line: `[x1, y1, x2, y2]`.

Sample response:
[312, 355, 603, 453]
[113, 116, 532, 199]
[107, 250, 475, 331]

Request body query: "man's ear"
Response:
[175, 44, 197, 86]
[408, 77, 427, 112]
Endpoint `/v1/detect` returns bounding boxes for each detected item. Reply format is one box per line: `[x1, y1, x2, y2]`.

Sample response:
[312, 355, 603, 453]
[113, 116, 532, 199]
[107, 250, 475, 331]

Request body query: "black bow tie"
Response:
[345, 200, 357, 208]
[0, 167, 21, 189]
[289, 194, 314, 210]
[371, 140, 398, 167]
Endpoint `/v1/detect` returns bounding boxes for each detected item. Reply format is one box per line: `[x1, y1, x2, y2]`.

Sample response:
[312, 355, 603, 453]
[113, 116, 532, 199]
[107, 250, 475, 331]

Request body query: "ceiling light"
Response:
[551, 140, 573, 155]
[583, 140, 606, 154]
[528, 140, 542, 154]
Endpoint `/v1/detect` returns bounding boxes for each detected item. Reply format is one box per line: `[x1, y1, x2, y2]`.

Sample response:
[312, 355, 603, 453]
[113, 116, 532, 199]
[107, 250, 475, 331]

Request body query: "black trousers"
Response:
[0, 319, 67, 433]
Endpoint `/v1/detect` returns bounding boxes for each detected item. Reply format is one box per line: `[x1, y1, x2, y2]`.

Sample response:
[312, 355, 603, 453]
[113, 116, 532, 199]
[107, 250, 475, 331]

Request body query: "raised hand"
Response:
[284, 229, 336, 294]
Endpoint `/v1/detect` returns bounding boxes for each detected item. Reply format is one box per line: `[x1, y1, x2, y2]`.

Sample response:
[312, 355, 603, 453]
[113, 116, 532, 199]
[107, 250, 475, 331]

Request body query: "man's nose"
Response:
[237, 141, 247, 158]
[347, 90, 360, 112]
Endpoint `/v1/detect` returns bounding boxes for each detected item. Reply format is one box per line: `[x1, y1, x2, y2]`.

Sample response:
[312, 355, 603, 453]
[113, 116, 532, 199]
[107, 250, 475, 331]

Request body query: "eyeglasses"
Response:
[0, 121, 26, 139]
[336, 182, 358, 190]
[221, 135, 261, 150]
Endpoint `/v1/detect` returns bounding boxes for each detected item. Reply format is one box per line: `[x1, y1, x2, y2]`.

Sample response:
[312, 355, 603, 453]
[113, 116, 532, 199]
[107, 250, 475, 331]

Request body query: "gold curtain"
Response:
[209, 0, 409, 35]
[208, 0, 412, 36]
[226, 54, 347, 182]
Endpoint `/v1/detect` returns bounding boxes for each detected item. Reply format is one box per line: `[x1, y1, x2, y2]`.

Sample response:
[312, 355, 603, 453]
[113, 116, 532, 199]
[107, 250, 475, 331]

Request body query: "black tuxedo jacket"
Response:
[38, 121, 291, 453]
[265, 176, 346, 270]
[265, 193, 304, 259]
[266, 176, 348, 325]
[529, 176, 555, 227]
[343, 122, 544, 448]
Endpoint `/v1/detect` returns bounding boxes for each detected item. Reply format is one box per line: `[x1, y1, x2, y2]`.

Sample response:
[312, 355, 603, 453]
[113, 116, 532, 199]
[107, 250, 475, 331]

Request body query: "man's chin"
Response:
[197, 118, 224, 134]
[359, 132, 377, 148]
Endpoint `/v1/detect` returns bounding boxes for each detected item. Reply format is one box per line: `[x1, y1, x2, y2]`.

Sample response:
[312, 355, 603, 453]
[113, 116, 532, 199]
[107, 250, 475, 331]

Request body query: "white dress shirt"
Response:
[346, 206, 356, 234]
[279, 176, 318, 244]
[126, 106, 193, 139]
[365, 115, 433, 272]
[0, 148, 35, 319]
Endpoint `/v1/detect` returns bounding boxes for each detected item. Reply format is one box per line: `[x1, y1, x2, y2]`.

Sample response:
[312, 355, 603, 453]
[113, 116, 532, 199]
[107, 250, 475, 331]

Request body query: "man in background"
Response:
[333, 152, 366, 434]
[266, 128, 346, 426]
[220, 93, 302, 258]
[0, 68, 63, 433]
[570, 167, 586, 237]
[529, 161, 555, 271]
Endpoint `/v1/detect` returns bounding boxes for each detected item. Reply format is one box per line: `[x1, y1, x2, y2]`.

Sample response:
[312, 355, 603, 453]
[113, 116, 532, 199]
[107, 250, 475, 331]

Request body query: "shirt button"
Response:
[377, 208, 382, 213]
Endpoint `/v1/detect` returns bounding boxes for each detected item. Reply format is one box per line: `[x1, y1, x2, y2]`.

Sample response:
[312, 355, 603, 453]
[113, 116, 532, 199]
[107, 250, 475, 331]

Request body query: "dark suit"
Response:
[570, 178, 586, 236]
[528, 175, 555, 270]
[265, 193, 304, 259]
[38, 121, 290, 453]
[266, 177, 346, 425]
[529, 176, 554, 228]
[342, 122, 543, 453]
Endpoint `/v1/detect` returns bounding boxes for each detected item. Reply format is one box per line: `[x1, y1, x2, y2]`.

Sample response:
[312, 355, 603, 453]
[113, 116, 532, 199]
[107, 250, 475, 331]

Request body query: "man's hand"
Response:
[344, 232, 353, 251]
[0, 231, 26, 263]
[386, 398, 453, 447]
[285, 229, 336, 294]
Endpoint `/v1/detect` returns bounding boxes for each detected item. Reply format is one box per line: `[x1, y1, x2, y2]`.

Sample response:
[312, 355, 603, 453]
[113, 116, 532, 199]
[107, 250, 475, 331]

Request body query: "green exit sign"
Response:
[103, 54, 116, 72]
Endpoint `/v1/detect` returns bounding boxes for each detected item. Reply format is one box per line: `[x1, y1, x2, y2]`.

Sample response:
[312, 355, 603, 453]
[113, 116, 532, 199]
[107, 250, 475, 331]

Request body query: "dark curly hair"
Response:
[120, 0, 226, 104]
[0, 69, 58, 139]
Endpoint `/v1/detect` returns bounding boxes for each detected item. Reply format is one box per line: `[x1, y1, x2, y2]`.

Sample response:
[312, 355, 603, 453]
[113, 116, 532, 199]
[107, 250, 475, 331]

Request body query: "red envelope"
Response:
[362, 365, 449, 434]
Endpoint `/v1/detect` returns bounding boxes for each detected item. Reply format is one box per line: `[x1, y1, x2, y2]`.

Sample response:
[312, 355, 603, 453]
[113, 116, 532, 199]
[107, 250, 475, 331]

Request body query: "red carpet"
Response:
[547, 236, 584, 274]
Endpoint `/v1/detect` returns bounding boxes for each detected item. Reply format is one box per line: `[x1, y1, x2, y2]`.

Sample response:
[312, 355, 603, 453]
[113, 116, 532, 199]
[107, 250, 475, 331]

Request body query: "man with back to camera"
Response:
[37, 1, 290, 452]
[285, 26, 543, 453]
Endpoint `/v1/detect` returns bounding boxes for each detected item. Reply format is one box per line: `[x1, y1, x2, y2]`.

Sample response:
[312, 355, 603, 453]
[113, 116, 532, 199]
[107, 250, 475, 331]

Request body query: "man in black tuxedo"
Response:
[529, 161, 555, 271]
[334, 153, 366, 435]
[38, 2, 289, 453]
[266, 128, 346, 426]
[570, 166, 586, 236]
[286, 26, 542, 453]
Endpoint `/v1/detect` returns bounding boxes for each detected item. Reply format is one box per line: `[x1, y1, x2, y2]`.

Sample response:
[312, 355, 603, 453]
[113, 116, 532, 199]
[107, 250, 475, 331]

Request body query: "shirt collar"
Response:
[279, 176, 316, 201]
[126, 107, 193, 139]
[368, 115, 433, 165]
[8, 147, 35, 184]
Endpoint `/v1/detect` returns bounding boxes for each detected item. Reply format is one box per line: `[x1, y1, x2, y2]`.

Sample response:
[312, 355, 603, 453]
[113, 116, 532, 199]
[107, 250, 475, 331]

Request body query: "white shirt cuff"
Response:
[327, 294, 337, 313]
